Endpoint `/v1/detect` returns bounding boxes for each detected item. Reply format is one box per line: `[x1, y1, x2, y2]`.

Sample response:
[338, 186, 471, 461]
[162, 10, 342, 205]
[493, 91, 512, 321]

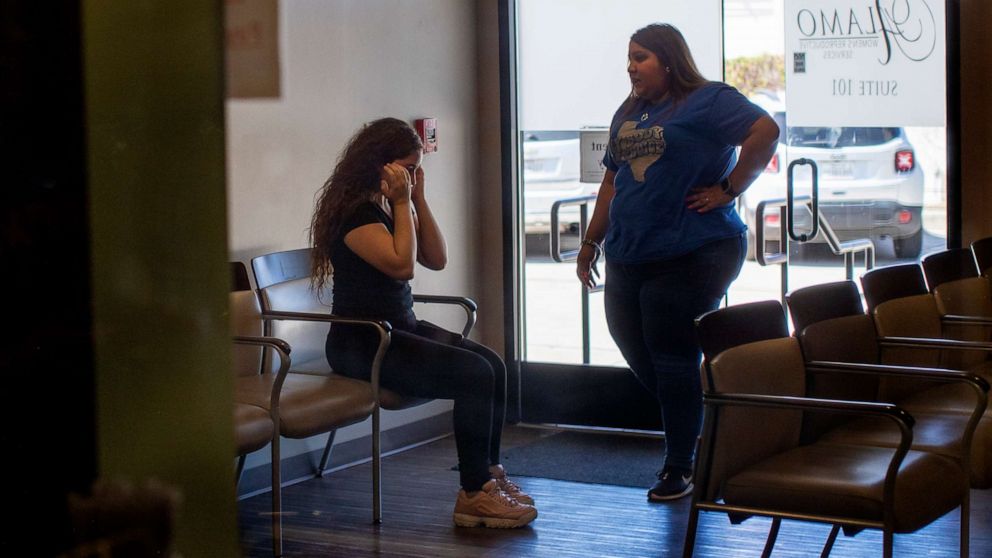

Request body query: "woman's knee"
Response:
[462, 354, 496, 389]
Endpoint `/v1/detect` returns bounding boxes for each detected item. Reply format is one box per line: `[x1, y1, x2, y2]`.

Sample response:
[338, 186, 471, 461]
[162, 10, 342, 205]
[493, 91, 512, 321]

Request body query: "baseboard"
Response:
[237, 410, 453, 498]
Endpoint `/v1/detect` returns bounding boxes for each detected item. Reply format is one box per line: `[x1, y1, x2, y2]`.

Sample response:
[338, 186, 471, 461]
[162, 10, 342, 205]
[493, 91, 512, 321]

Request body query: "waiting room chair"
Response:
[230, 263, 272, 485]
[230, 264, 379, 556]
[684, 334, 973, 558]
[923, 247, 980, 291]
[250, 248, 477, 474]
[695, 299, 789, 362]
[860, 263, 928, 313]
[933, 276, 992, 347]
[785, 279, 864, 335]
[231, 260, 252, 292]
[788, 280, 991, 469]
[694, 299, 986, 555]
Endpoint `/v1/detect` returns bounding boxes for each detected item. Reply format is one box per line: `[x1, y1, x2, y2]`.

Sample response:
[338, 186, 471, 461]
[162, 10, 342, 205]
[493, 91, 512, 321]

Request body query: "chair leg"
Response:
[235, 454, 247, 488]
[317, 429, 337, 477]
[883, 529, 893, 558]
[760, 517, 781, 558]
[961, 491, 970, 558]
[820, 524, 840, 558]
[681, 506, 700, 558]
[271, 434, 283, 557]
[372, 407, 382, 524]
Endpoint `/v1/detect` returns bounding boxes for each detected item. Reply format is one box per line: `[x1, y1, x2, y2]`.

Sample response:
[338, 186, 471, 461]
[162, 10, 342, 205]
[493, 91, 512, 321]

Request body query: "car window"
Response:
[786, 126, 900, 148]
[523, 131, 579, 142]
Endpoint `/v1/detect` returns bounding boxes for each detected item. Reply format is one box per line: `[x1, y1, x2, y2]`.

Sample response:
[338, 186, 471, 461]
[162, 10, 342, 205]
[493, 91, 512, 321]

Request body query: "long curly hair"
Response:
[309, 117, 422, 293]
[618, 23, 709, 119]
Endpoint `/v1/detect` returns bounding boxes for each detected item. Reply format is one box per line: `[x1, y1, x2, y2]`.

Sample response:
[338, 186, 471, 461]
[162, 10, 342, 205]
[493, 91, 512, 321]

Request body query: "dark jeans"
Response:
[604, 234, 746, 472]
[326, 320, 506, 492]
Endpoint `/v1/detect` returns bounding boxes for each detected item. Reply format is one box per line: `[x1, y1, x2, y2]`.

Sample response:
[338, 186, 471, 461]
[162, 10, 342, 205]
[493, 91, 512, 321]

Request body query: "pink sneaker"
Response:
[453, 480, 537, 528]
[490, 464, 535, 505]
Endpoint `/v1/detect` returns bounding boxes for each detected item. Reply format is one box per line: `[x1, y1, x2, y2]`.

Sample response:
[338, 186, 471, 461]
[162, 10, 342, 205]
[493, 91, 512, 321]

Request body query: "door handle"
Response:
[787, 158, 819, 242]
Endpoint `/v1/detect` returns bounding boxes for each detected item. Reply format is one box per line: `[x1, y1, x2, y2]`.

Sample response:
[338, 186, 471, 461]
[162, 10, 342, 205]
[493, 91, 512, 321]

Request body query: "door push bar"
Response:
[787, 158, 819, 242]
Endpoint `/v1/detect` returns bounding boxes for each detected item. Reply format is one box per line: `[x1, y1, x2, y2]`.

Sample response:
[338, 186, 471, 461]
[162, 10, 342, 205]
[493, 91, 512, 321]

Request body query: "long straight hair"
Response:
[617, 23, 709, 121]
[309, 117, 422, 293]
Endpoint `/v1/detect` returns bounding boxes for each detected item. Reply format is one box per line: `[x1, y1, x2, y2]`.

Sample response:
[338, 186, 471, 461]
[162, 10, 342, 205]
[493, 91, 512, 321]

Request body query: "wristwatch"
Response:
[720, 176, 739, 198]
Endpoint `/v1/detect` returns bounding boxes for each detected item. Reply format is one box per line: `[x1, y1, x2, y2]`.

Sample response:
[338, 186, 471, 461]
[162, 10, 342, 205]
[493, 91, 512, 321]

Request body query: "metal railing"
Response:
[540, 160, 876, 361]
[549, 194, 599, 364]
[754, 158, 875, 304]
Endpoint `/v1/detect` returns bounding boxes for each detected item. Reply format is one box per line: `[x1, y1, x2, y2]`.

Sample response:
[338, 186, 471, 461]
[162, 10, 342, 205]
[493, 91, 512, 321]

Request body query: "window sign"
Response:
[784, 0, 945, 126]
[579, 127, 610, 183]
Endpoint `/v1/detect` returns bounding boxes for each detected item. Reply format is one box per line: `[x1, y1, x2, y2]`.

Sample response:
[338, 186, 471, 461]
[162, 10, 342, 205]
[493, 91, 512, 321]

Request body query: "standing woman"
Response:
[576, 24, 779, 501]
[311, 118, 537, 528]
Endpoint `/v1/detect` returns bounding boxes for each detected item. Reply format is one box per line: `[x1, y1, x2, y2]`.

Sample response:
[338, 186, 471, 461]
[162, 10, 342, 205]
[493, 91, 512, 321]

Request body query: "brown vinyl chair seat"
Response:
[234, 372, 374, 439]
[818, 411, 967, 458]
[722, 442, 963, 533]
[234, 403, 274, 456]
[277, 354, 427, 411]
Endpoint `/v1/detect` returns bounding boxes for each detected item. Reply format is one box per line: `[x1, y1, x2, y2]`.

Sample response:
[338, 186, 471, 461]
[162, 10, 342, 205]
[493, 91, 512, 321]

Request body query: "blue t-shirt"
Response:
[602, 82, 767, 264]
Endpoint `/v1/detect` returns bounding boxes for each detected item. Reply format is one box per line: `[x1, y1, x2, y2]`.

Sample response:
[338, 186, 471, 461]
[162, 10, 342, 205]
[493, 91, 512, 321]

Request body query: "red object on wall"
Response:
[414, 118, 438, 153]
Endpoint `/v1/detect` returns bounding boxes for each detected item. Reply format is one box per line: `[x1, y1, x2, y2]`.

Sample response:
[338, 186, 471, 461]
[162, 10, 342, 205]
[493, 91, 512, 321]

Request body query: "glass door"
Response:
[511, 0, 724, 427]
[507, 0, 952, 427]
[725, 0, 949, 309]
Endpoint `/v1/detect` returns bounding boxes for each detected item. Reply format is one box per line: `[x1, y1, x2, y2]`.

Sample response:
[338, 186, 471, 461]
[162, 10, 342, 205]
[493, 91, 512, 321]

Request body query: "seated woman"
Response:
[310, 117, 537, 529]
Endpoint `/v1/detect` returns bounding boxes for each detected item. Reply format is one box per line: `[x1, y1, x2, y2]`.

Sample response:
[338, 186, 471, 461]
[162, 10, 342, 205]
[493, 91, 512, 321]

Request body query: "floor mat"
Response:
[498, 431, 665, 488]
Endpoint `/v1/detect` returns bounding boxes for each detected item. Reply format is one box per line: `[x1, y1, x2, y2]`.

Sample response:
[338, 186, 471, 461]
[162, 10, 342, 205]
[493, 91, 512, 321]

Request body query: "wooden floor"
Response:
[238, 425, 992, 557]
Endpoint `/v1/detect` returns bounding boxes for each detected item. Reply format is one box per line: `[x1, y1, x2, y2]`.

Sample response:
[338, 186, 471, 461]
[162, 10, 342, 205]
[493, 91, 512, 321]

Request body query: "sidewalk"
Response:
[522, 228, 945, 366]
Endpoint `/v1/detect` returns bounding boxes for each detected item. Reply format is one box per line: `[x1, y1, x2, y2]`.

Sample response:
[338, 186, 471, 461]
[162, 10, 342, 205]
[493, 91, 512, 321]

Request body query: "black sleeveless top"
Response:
[330, 202, 415, 330]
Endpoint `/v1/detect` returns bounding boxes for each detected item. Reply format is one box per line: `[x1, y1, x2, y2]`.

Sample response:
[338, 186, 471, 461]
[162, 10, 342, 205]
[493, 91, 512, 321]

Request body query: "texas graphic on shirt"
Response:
[612, 120, 665, 182]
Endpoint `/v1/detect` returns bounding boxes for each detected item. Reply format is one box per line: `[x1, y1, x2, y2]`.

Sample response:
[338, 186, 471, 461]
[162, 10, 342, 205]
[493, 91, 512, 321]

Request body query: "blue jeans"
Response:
[604, 234, 746, 471]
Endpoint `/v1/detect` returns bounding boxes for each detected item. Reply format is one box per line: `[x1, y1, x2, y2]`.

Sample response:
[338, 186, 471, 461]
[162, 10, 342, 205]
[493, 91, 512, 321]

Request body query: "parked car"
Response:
[741, 92, 925, 260]
[522, 130, 598, 234]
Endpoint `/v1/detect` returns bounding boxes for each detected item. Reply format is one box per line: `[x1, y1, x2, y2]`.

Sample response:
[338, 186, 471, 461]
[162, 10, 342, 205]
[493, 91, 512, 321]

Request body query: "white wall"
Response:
[227, 0, 487, 458]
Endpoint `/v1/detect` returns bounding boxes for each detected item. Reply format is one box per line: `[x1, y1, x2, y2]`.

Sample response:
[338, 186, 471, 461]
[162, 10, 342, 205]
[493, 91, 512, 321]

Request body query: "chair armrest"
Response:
[261, 310, 392, 333]
[879, 335, 992, 352]
[704, 392, 914, 431]
[233, 335, 292, 409]
[806, 360, 989, 420]
[260, 310, 392, 401]
[703, 392, 914, 500]
[412, 294, 478, 338]
[942, 314, 992, 327]
[807, 361, 989, 393]
[233, 335, 291, 356]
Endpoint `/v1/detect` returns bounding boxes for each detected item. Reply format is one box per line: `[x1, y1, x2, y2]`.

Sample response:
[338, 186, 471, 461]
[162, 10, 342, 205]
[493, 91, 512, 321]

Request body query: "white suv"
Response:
[742, 93, 925, 259]
[522, 131, 598, 234]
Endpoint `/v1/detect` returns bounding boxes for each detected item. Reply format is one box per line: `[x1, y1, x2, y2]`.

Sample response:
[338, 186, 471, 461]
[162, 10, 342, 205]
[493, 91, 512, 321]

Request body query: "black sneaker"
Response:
[648, 467, 693, 502]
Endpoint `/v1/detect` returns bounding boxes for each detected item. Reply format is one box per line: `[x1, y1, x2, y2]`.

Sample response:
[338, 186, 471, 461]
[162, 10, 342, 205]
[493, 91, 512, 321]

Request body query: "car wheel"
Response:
[893, 229, 923, 259]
